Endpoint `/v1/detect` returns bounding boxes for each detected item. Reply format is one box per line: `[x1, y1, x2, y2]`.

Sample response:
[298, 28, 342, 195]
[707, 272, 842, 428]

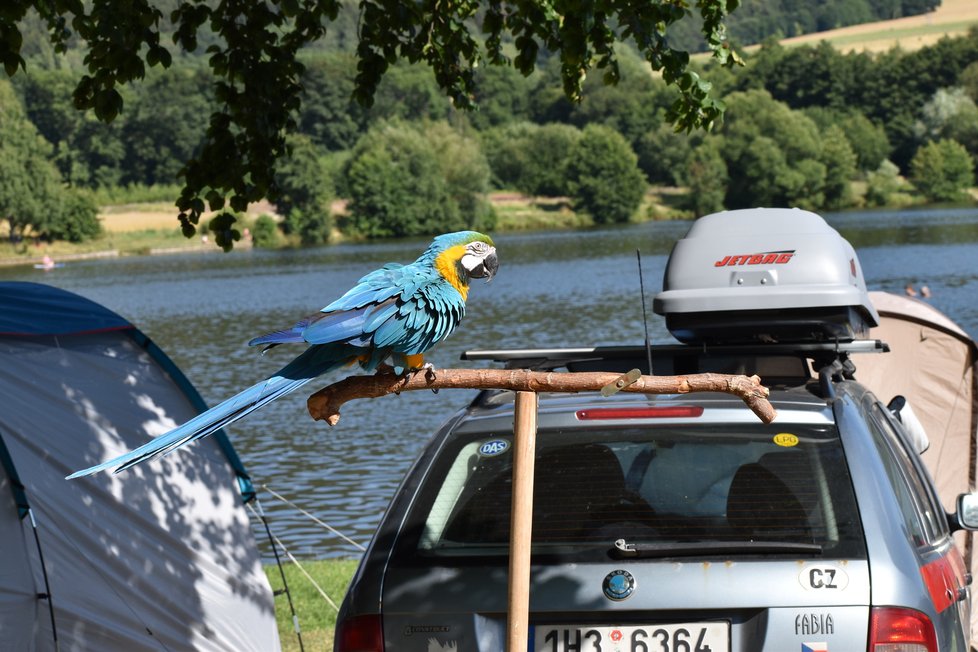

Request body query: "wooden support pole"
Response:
[507, 391, 538, 652]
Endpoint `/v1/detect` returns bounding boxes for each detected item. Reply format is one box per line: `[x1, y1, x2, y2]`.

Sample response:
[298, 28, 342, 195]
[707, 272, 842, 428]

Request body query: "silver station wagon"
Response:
[335, 209, 978, 652]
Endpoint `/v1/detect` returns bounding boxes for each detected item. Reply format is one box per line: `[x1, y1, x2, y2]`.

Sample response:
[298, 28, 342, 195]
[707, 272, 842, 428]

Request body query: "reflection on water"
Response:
[3, 208, 977, 559]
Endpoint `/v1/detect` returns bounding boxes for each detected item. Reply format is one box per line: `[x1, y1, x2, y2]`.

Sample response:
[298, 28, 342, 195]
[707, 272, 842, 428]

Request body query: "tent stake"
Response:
[507, 391, 538, 651]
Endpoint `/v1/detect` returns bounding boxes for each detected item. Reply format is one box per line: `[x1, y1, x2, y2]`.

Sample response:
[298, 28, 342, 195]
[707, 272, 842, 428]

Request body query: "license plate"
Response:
[532, 622, 729, 652]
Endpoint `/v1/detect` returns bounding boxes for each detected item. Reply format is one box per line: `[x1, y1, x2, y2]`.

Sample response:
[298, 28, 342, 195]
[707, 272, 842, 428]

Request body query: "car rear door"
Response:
[380, 421, 873, 651]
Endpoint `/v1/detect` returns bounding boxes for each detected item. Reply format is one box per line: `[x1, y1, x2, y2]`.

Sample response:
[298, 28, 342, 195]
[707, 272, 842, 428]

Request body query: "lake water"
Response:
[3, 206, 977, 559]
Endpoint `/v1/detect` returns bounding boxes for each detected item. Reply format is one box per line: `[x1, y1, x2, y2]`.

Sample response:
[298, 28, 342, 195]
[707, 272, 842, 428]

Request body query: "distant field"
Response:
[99, 200, 280, 233]
[748, 0, 978, 54]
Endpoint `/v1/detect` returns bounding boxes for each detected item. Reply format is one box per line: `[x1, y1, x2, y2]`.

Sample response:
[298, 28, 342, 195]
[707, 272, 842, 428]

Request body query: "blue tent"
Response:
[0, 282, 280, 651]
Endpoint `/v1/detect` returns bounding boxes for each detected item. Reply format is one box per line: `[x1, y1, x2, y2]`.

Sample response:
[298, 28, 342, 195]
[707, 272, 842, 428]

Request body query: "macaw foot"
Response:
[409, 362, 438, 391]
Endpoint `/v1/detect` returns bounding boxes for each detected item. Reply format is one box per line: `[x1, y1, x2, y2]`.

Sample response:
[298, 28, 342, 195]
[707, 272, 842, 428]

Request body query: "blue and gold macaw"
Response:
[67, 231, 497, 478]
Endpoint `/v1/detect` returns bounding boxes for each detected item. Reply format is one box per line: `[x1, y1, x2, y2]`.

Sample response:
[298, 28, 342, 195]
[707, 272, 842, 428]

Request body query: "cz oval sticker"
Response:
[479, 440, 510, 457]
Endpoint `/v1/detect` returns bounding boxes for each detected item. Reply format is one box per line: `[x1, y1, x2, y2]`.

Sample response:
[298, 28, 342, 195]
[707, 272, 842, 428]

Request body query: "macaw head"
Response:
[427, 231, 499, 293]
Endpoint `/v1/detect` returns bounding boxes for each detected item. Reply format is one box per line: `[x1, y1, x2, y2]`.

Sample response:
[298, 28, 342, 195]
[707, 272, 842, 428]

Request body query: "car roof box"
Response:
[653, 208, 879, 344]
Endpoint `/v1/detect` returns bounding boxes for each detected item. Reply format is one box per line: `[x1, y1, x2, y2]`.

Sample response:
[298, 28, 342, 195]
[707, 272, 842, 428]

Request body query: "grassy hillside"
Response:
[752, 0, 978, 53]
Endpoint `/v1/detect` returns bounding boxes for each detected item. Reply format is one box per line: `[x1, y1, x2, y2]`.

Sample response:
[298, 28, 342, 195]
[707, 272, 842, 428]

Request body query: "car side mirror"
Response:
[953, 493, 978, 531]
[887, 395, 929, 454]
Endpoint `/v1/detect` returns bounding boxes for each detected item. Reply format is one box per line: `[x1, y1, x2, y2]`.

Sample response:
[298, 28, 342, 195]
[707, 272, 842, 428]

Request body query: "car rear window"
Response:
[410, 425, 866, 560]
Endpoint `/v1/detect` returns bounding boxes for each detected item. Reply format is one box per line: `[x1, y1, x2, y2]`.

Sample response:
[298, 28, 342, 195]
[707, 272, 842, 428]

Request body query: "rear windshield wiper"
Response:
[611, 538, 823, 559]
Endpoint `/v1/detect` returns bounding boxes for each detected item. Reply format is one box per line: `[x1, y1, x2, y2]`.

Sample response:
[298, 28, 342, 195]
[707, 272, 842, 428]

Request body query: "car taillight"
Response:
[335, 614, 384, 652]
[576, 406, 704, 420]
[869, 607, 937, 652]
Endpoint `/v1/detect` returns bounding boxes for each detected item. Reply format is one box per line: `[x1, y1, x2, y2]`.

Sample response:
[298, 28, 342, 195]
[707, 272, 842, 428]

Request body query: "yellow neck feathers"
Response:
[434, 244, 469, 301]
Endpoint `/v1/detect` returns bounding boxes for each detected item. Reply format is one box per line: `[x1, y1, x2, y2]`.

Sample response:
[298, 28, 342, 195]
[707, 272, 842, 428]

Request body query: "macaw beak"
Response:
[471, 250, 498, 282]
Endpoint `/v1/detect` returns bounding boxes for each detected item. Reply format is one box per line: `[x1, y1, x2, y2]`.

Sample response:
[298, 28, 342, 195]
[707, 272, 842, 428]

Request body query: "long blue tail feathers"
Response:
[66, 346, 350, 479]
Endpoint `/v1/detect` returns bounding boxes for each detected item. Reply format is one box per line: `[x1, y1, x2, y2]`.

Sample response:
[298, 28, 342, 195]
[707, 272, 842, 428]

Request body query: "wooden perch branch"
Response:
[307, 368, 776, 425]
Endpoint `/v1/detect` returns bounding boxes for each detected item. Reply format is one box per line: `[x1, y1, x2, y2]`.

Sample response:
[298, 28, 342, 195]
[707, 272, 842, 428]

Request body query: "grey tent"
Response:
[855, 291, 978, 639]
[0, 282, 281, 651]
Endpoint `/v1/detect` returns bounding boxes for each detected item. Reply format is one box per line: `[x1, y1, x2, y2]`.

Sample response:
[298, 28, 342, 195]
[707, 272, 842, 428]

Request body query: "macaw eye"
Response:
[470, 241, 488, 253]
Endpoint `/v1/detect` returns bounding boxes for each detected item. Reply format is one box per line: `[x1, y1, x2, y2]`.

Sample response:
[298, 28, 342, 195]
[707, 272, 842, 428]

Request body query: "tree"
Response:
[343, 121, 464, 238]
[566, 124, 646, 224]
[119, 66, 213, 186]
[274, 134, 333, 245]
[910, 139, 975, 203]
[865, 159, 904, 207]
[819, 125, 857, 210]
[42, 188, 102, 243]
[1, 0, 742, 248]
[482, 122, 582, 197]
[962, 61, 978, 103]
[0, 79, 100, 242]
[804, 106, 890, 172]
[296, 53, 367, 152]
[915, 88, 978, 164]
[13, 68, 126, 188]
[683, 139, 728, 216]
[637, 125, 694, 186]
[719, 89, 828, 209]
[425, 122, 496, 234]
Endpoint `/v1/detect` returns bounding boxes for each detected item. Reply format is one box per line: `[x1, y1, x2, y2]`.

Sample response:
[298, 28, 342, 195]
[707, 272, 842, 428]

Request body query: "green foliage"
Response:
[467, 65, 536, 131]
[250, 214, 281, 248]
[14, 68, 127, 187]
[119, 66, 213, 186]
[425, 122, 496, 233]
[683, 140, 728, 216]
[865, 159, 905, 207]
[804, 107, 891, 172]
[741, 33, 978, 171]
[274, 134, 333, 245]
[819, 125, 858, 210]
[0, 79, 100, 242]
[297, 53, 366, 152]
[962, 62, 978, 104]
[344, 121, 475, 238]
[910, 139, 976, 203]
[91, 183, 184, 206]
[669, 0, 939, 53]
[482, 122, 582, 197]
[719, 89, 833, 209]
[538, 52, 670, 147]
[46, 188, 102, 242]
[636, 125, 695, 186]
[566, 124, 647, 224]
[2, 0, 741, 250]
[915, 88, 978, 164]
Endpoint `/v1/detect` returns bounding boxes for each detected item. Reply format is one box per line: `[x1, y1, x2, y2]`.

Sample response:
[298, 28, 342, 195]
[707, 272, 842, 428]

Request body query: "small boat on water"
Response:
[34, 255, 63, 270]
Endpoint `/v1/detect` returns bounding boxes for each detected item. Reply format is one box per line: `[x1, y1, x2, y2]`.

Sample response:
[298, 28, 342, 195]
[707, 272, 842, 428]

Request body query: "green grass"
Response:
[91, 183, 185, 206]
[492, 195, 592, 231]
[265, 558, 359, 652]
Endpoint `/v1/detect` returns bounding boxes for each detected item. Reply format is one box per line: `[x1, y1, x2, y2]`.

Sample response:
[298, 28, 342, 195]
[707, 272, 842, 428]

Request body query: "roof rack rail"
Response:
[463, 340, 889, 367]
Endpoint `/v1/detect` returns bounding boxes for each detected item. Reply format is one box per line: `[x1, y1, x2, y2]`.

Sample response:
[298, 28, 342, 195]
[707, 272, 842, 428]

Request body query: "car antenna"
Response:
[637, 249, 654, 375]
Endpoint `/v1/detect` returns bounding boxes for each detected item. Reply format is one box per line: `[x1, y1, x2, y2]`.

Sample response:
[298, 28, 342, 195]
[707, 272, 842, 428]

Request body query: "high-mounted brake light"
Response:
[335, 614, 385, 652]
[576, 406, 704, 420]
[869, 607, 937, 652]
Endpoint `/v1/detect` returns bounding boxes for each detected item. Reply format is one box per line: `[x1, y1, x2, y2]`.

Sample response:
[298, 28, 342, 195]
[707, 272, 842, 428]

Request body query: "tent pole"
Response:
[254, 497, 305, 652]
[28, 509, 59, 652]
[507, 391, 538, 652]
